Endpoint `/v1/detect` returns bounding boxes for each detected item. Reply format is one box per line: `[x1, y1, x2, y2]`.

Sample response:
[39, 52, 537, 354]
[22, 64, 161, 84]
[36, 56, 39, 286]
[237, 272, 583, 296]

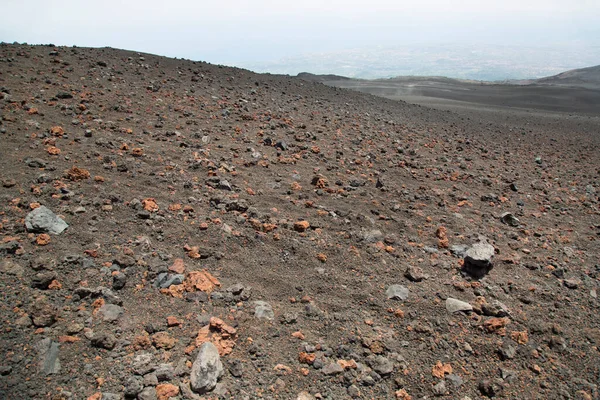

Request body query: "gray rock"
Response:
[433, 380, 447, 396]
[563, 278, 581, 289]
[155, 363, 174, 381]
[363, 229, 384, 243]
[463, 242, 495, 278]
[0, 260, 24, 276]
[26, 158, 47, 168]
[0, 241, 20, 255]
[446, 298, 473, 313]
[190, 342, 223, 394]
[91, 332, 116, 350]
[143, 373, 158, 386]
[25, 206, 68, 234]
[98, 304, 123, 322]
[0, 366, 12, 376]
[367, 355, 393, 375]
[137, 387, 157, 400]
[482, 300, 510, 317]
[386, 285, 409, 301]
[100, 393, 121, 400]
[254, 301, 274, 320]
[133, 353, 155, 375]
[179, 382, 201, 400]
[498, 341, 517, 360]
[321, 363, 344, 375]
[450, 244, 469, 258]
[500, 212, 520, 227]
[153, 273, 185, 289]
[404, 266, 427, 282]
[124, 375, 143, 397]
[446, 374, 464, 387]
[31, 271, 57, 289]
[228, 359, 243, 377]
[37, 338, 60, 375]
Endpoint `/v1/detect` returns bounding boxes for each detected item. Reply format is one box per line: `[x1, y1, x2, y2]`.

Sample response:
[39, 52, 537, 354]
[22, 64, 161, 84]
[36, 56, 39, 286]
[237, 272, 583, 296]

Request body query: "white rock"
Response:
[190, 342, 223, 394]
[446, 298, 473, 313]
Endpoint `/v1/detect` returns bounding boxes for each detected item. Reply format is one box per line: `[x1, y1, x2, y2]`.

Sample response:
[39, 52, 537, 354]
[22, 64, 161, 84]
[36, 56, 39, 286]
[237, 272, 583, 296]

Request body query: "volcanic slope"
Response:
[0, 44, 599, 400]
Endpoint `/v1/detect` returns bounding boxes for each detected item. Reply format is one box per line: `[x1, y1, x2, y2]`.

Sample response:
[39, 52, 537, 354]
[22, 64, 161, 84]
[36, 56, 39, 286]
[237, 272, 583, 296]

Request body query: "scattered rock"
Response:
[36, 338, 60, 375]
[25, 206, 68, 234]
[463, 242, 495, 277]
[386, 285, 409, 301]
[190, 342, 223, 394]
[254, 300, 275, 320]
[446, 298, 473, 313]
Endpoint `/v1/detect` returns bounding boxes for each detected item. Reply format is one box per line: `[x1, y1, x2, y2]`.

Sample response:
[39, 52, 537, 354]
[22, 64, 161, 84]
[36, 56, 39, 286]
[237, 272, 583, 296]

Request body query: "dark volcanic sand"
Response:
[0, 44, 599, 400]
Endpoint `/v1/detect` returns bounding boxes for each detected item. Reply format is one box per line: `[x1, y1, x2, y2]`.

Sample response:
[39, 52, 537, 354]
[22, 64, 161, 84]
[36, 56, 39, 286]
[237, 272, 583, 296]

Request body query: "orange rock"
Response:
[194, 317, 237, 355]
[168, 258, 185, 274]
[87, 393, 102, 400]
[484, 317, 510, 334]
[166, 316, 181, 327]
[59, 335, 80, 343]
[291, 331, 305, 340]
[48, 280, 62, 290]
[262, 223, 277, 233]
[432, 360, 453, 378]
[131, 148, 144, 157]
[169, 203, 182, 211]
[142, 198, 159, 212]
[152, 332, 177, 349]
[94, 176, 105, 183]
[50, 126, 65, 137]
[300, 367, 309, 376]
[160, 284, 185, 298]
[298, 352, 316, 365]
[290, 182, 302, 191]
[156, 383, 179, 400]
[395, 389, 412, 400]
[294, 220, 310, 232]
[184, 270, 220, 293]
[337, 359, 357, 370]
[46, 146, 61, 155]
[36, 234, 51, 246]
[66, 166, 91, 181]
[511, 330, 529, 344]
[316, 253, 327, 262]
[132, 335, 152, 350]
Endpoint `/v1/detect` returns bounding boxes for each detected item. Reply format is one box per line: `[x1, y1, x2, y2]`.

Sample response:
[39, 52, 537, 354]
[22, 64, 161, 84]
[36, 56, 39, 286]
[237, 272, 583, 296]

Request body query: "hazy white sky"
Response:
[2, 0, 599, 64]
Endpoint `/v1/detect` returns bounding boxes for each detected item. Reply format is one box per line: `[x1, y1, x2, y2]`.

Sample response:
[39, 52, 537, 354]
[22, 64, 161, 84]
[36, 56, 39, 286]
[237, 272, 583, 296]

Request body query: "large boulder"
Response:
[190, 342, 223, 394]
[25, 206, 68, 234]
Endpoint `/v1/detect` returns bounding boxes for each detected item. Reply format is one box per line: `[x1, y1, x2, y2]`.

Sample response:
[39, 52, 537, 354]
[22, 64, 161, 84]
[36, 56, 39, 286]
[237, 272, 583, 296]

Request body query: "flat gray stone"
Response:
[386, 285, 409, 301]
[321, 363, 344, 375]
[98, 303, 123, 322]
[25, 206, 68, 234]
[254, 301, 274, 320]
[190, 342, 223, 394]
[37, 338, 60, 375]
[446, 298, 473, 313]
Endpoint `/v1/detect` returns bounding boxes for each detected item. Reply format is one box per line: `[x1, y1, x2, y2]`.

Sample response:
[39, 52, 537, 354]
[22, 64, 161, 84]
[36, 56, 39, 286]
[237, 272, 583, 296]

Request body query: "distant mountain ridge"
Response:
[298, 65, 600, 90]
[534, 65, 600, 89]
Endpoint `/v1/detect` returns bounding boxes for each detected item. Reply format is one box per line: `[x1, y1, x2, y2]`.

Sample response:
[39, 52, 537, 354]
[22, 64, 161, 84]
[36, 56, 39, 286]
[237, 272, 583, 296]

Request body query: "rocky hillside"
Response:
[0, 43, 599, 400]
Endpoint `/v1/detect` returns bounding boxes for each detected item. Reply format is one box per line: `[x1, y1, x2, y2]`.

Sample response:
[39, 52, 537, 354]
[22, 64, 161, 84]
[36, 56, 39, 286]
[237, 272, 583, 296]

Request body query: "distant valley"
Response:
[297, 65, 600, 115]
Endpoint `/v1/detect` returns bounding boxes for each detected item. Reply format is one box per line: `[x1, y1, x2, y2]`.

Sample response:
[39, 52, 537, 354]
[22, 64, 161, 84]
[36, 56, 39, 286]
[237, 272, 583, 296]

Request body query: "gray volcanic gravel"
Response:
[0, 43, 599, 400]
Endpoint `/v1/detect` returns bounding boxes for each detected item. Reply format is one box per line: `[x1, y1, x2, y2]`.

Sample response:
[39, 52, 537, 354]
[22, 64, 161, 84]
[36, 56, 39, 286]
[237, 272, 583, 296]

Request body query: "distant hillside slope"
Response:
[534, 65, 600, 89]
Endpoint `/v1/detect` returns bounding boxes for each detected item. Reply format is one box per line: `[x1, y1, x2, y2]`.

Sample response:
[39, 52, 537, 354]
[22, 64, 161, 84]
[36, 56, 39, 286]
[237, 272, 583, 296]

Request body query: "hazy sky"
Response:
[2, 0, 599, 65]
